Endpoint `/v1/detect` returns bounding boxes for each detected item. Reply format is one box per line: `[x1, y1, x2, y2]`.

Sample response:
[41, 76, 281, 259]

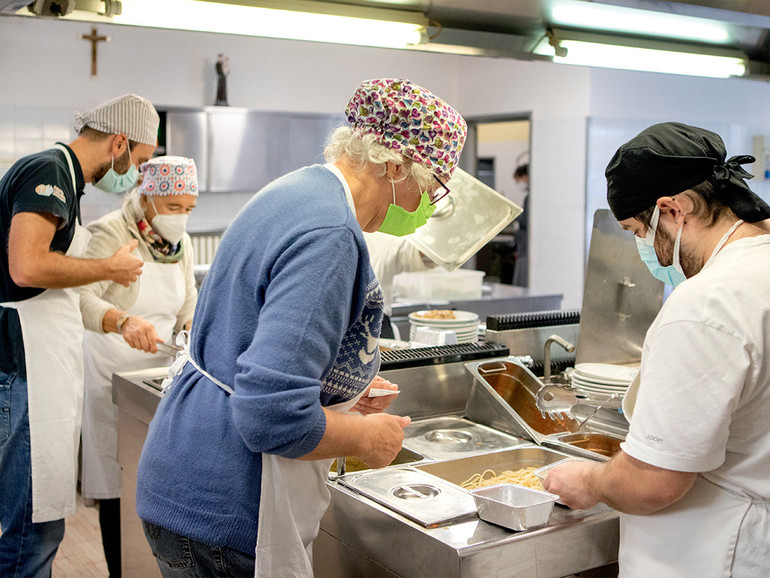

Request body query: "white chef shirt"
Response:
[622, 235, 770, 496]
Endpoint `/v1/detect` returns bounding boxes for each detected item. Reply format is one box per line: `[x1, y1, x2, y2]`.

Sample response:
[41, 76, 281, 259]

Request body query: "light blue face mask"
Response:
[635, 236, 687, 287]
[635, 205, 687, 287]
[94, 146, 139, 194]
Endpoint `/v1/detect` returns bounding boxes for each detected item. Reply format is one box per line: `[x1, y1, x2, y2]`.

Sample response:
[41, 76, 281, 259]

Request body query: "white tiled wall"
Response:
[0, 105, 75, 181]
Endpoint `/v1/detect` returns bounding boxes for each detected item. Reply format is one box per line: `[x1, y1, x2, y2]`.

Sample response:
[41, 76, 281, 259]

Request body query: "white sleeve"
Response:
[365, 232, 430, 285]
[622, 318, 748, 473]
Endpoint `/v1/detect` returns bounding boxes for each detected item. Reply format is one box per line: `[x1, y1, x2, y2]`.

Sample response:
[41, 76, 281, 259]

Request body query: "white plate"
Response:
[571, 373, 633, 387]
[408, 310, 479, 324]
[572, 381, 628, 395]
[572, 375, 629, 388]
[574, 363, 638, 383]
[572, 374, 630, 389]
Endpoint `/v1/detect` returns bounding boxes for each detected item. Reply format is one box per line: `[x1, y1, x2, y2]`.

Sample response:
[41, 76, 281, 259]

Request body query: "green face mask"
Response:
[377, 180, 436, 237]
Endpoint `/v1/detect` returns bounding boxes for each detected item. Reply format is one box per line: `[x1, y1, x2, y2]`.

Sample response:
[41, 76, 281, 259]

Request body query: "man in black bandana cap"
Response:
[544, 122, 770, 576]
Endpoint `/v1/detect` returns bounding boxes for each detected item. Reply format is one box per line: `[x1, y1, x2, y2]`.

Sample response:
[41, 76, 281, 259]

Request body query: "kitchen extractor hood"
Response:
[4, 0, 770, 79]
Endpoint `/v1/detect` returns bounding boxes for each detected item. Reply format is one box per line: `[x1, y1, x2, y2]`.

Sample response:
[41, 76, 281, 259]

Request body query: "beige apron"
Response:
[81, 260, 184, 499]
[163, 339, 375, 577]
[0, 144, 91, 522]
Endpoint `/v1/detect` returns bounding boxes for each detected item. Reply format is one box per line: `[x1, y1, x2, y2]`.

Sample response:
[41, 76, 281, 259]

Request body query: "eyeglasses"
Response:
[430, 174, 451, 205]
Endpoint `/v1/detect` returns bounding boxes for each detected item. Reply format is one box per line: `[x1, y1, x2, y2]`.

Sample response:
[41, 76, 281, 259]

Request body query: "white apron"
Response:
[619, 476, 770, 577]
[620, 362, 770, 577]
[0, 144, 91, 523]
[254, 394, 364, 578]
[163, 340, 374, 578]
[81, 260, 184, 499]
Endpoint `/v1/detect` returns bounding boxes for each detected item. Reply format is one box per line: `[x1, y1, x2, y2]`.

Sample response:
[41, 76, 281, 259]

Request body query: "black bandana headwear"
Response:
[606, 122, 770, 222]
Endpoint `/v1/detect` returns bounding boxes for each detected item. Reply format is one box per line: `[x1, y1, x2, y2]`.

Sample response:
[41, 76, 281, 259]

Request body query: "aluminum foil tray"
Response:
[471, 484, 558, 531]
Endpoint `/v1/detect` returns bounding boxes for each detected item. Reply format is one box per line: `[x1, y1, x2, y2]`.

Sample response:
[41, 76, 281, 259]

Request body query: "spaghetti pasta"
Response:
[460, 467, 544, 491]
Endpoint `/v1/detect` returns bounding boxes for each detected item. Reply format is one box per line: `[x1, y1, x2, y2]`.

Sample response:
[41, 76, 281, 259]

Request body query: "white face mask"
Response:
[149, 198, 189, 245]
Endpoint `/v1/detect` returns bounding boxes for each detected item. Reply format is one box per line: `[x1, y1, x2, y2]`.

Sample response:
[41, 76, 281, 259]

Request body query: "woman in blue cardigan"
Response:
[136, 78, 467, 577]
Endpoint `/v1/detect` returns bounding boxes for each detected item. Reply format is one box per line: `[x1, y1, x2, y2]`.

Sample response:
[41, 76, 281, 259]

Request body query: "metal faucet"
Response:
[543, 334, 575, 384]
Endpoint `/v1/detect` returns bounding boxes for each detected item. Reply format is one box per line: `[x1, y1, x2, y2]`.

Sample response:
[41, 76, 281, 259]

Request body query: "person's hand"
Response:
[544, 460, 604, 510]
[356, 413, 411, 469]
[120, 315, 162, 353]
[107, 240, 143, 287]
[353, 376, 400, 415]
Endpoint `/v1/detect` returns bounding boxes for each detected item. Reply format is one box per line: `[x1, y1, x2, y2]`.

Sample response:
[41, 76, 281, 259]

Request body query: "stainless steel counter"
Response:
[113, 368, 167, 578]
[113, 357, 618, 578]
[316, 483, 617, 578]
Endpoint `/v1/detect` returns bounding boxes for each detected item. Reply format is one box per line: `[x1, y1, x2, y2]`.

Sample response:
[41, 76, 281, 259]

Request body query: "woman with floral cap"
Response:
[80, 156, 199, 577]
[135, 78, 466, 577]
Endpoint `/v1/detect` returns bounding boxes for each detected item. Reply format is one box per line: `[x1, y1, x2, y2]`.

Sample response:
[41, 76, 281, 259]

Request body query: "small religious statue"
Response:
[215, 53, 230, 106]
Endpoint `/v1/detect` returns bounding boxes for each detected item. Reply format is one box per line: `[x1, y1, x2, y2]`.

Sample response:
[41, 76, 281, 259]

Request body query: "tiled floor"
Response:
[52, 492, 109, 578]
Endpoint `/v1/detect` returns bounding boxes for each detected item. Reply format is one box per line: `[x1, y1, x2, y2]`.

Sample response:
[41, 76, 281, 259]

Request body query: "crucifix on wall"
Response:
[80, 26, 110, 77]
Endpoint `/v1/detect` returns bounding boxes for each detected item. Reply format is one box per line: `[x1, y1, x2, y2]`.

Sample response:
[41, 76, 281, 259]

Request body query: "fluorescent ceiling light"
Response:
[549, 0, 730, 44]
[113, 0, 426, 49]
[533, 36, 746, 78]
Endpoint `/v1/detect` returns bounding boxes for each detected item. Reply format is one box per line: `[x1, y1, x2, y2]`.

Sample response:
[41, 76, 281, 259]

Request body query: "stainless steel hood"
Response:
[5, 0, 770, 78]
[259, 0, 770, 79]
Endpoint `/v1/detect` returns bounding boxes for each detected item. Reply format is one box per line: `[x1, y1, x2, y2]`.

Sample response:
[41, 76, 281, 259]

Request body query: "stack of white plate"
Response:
[408, 310, 480, 344]
[571, 363, 639, 398]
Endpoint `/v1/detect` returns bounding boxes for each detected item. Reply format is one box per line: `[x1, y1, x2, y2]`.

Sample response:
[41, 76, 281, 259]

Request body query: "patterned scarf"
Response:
[136, 217, 184, 263]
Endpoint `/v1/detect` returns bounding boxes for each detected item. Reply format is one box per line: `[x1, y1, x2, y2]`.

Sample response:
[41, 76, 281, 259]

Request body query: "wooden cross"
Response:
[81, 26, 110, 77]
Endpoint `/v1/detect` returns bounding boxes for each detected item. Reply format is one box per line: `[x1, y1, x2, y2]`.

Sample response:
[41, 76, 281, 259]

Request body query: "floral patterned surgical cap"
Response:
[345, 78, 467, 181]
[138, 156, 198, 197]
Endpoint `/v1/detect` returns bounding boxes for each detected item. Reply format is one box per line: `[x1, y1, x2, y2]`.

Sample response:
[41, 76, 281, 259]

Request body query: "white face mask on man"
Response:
[149, 198, 189, 245]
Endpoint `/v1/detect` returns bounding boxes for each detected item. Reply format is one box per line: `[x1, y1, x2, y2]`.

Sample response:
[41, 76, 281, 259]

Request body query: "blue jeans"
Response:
[142, 520, 255, 577]
[0, 371, 65, 578]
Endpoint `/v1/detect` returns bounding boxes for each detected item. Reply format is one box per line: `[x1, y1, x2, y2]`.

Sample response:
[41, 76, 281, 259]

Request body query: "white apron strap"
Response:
[161, 330, 234, 395]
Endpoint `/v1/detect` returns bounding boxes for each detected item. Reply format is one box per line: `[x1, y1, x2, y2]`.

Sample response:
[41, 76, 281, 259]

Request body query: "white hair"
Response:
[323, 126, 434, 190]
[122, 186, 146, 221]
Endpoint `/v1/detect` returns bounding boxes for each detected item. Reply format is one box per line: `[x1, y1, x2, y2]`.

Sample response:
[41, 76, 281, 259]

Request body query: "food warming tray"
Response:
[337, 467, 477, 528]
[402, 416, 524, 461]
[464, 356, 628, 461]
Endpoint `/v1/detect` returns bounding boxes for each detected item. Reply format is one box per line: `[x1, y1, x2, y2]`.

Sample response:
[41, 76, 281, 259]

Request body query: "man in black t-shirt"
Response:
[0, 94, 159, 576]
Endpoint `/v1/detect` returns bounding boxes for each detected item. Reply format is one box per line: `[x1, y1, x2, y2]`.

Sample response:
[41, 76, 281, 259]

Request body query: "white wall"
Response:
[584, 67, 770, 258]
[4, 16, 770, 310]
[457, 58, 592, 306]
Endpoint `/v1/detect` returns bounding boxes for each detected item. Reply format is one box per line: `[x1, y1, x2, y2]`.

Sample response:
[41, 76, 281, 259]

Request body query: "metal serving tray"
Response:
[414, 445, 573, 489]
[464, 357, 627, 461]
[403, 416, 524, 461]
[464, 357, 580, 444]
[337, 467, 477, 528]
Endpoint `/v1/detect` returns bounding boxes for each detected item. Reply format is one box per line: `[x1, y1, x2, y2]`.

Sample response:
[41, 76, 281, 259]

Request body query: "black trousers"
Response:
[99, 498, 121, 577]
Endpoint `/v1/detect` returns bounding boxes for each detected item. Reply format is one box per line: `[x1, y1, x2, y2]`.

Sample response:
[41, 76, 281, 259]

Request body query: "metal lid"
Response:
[407, 168, 522, 272]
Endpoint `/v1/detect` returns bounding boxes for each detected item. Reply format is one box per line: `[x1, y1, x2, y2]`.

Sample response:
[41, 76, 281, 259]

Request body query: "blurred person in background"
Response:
[135, 78, 466, 577]
[0, 94, 156, 576]
[80, 156, 198, 577]
[512, 163, 529, 286]
[364, 231, 436, 339]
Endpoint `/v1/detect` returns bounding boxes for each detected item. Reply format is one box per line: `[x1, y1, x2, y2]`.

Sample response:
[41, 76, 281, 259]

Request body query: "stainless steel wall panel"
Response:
[576, 210, 663, 365]
[161, 107, 345, 194]
[165, 111, 208, 190]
